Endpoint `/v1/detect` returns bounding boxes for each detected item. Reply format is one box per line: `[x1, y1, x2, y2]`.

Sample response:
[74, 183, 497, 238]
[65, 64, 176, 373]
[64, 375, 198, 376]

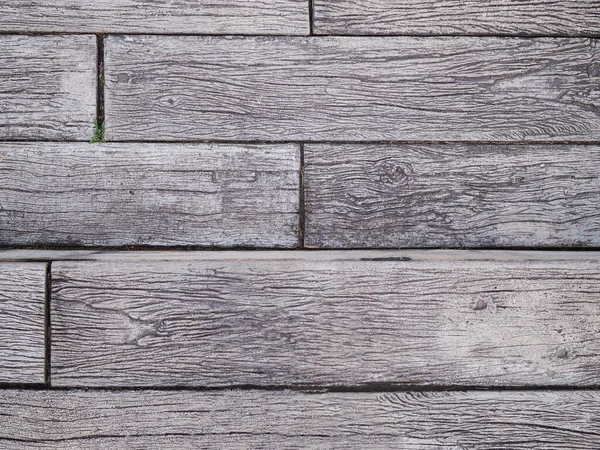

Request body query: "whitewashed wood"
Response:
[104, 36, 600, 142]
[305, 143, 600, 248]
[1, 389, 599, 448]
[0, 36, 96, 141]
[313, 0, 600, 36]
[52, 252, 600, 387]
[0, 143, 299, 248]
[0, 263, 46, 384]
[0, 0, 308, 34]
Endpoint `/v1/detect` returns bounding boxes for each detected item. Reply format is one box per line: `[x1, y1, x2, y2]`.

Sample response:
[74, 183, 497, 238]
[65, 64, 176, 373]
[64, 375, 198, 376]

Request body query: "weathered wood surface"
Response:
[313, 0, 600, 36]
[0, 36, 96, 141]
[0, 0, 308, 34]
[7, 249, 600, 262]
[0, 143, 299, 248]
[51, 251, 600, 387]
[104, 36, 600, 142]
[0, 263, 46, 384]
[1, 389, 599, 449]
[305, 144, 600, 248]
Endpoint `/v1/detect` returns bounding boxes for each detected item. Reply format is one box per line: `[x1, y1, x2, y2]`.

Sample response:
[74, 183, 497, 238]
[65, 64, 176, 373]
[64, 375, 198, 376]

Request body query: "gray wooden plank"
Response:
[0, 143, 299, 248]
[1, 389, 599, 449]
[51, 251, 600, 387]
[104, 36, 600, 142]
[0, 35, 96, 141]
[313, 0, 600, 36]
[5, 248, 600, 262]
[0, 0, 308, 35]
[305, 143, 600, 248]
[0, 263, 46, 384]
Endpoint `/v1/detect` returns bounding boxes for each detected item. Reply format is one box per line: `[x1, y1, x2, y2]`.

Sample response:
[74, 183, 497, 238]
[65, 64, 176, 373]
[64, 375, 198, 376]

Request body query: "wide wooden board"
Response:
[305, 143, 600, 248]
[0, 35, 96, 141]
[0, 263, 46, 384]
[313, 0, 600, 36]
[1, 389, 599, 449]
[104, 36, 600, 142]
[51, 251, 600, 387]
[0, 0, 308, 34]
[0, 143, 299, 248]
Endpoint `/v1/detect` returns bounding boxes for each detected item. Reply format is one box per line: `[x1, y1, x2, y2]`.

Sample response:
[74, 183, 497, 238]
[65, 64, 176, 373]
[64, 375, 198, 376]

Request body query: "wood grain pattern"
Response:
[305, 143, 600, 248]
[3, 248, 599, 262]
[0, 1, 308, 34]
[313, 0, 600, 36]
[1, 389, 599, 449]
[0, 263, 46, 384]
[51, 251, 600, 387]
[0, 143, 299, 248]
[0, 35, 96, 141]
[104, 36, 600, 142]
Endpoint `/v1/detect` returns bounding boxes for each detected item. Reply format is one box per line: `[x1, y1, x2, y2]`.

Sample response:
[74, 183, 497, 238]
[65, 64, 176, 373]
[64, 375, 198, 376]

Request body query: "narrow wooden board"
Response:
[0, 36, 96, 141]
[104, 36, 600, 142]
[313, 0, 600, 36]
[0, 0, 308, 34]
[0, 263, 46, 384]
[51, 251, 600, 387]
[0, 143, 299, 248]
[1, 389, 599, 448]
[5, 249, 600, 262]
[305, 144, 600, 248]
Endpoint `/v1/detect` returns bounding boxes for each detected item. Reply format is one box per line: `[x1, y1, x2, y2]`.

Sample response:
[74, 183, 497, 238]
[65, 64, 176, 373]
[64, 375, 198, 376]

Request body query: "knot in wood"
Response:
[376, 161, 413, 187]
[473, 299, 487, 311]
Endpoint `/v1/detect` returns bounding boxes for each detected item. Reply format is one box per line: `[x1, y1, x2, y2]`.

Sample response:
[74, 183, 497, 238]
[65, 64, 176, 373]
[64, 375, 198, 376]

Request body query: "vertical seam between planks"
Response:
[44, 262, 52, 386]
[97, 34, 105, 138]
[299, 144, 306, 248]
[308, 0, 314, 35]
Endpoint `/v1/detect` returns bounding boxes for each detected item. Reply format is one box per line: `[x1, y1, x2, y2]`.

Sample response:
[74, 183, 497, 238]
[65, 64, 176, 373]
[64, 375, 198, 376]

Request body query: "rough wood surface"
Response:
[0, 0, 308, 34]
[313, 0, 600, 36]
[5, 249, 600, 262]
[305, 144, 600, 248]
[1, 389, 599, 448]
[104, 36, 600, 142]
[0, 263, 46, 384]
[0, 36, 96, 141]
[51, 251, 600, 387]
[0, 143, 299, 248]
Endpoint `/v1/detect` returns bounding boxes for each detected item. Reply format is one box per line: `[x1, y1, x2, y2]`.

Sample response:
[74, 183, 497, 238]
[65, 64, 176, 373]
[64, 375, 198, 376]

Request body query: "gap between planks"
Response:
[95, 34, 105, 141]
[44, 262, 51, 387]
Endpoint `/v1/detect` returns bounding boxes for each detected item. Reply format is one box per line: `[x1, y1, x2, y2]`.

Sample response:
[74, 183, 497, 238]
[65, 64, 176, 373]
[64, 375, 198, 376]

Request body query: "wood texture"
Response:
[1, 389, 600, 448]
[3, 248, 599, 262]
[0, 263, 46, 384]
[0, 36, 96, 141]
[305, 143, 600, 248]
[0, 1, 308, 34]
[0, 143, 299, 248]
[104, 36, 600, 142]
[51, 251, 600, 387]
[313, 0, 600, 36]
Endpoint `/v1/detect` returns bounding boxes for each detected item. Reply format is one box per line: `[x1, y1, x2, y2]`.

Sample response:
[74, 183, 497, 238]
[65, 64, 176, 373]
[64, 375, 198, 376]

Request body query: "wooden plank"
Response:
[1, 389, 599, 448]
[0, 36, 96, 141]
[313, 0, 600, 36]
[0, 143, 299, 248]
[0, 263, 46, 384]
[0, 0, 308, 35]
[305, 143, 600, 248]
[104, 36, 600, 142]
[51, 251, 600, 387]
[5, 249, 600, 262]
